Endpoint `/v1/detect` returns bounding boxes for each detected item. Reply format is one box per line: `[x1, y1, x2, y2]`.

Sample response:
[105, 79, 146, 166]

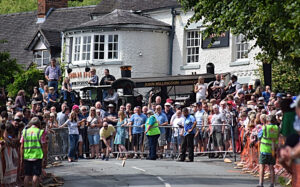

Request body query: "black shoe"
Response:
[256, 185, 264, 187]
[176, 159, 185, 162]
[102, 155, 106, 160]
[78, 156, 84, 159]
[146, 157, 156, 160]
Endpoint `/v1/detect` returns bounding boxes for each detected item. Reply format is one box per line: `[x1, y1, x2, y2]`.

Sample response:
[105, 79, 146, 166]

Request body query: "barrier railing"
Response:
[47, 124, 237, 161]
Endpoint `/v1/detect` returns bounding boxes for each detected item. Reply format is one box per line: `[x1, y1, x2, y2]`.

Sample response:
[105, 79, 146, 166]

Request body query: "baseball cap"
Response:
[276, 93, 282, 98]
[227, 101, 234, 105]
[72, 105, 79, 110]
[166, 98, 173, 104]
[196, 102, 202, 105]
[258, 97, 264, 101]
[108, 104, 115, 108]
[14, 116, 20, 121]
[290, 95, 300, 108]
[164, 102, 172, 106]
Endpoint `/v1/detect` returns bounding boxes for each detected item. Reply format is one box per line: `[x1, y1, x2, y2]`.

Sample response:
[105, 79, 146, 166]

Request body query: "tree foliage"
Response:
[0, 51, 23, 88]
[180, 0, 300, 93]
[0, 0, 101, 14]
[7, 65, 44, 98]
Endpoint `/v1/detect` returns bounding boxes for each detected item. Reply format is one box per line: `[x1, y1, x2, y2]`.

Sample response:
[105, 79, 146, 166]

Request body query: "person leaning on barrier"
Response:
[145, 110, 160, 160]
[178, 107, 197, 162]
[257, 115, 279, 187]
[20, 117, 47, 187]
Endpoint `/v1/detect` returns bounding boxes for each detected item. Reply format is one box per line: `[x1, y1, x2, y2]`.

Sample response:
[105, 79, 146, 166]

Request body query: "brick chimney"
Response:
[37, 0, 68, 22]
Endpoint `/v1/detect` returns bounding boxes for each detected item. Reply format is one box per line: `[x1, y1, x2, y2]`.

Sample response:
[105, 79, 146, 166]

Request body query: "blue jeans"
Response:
[147, 134, 160, 159]
[48, 81, 58, 93]
[62, 90, 75, 102]
[68, 134, 79, 159]
[88, 134, 100, 145]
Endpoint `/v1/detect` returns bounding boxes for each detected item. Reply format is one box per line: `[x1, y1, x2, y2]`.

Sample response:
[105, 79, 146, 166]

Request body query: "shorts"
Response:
[158, 133, 167, 147]
[202, 129, 209, 139]
[78, 135, 83, 142]
[101, 136, 112, 148]
[165, 128, 172, 143]
[172, 136, 182, 146]
[259, 154, 276, 165]
[24, 159, 42, 176]
[213, 132, 223, 148]
[132, 133, 144, 146]
[223, 129, 231, 141]
[88, 134, 100, 145]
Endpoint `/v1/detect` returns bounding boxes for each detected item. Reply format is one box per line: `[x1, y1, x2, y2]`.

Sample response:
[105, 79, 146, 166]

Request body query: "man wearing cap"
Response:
[163, 102, 174, 154]
[155, 105, 168, 158]
[45, 58, 61, 93]
[105, 104, 118, 127]
[20, 117, 47, 187]
[279, 95, 300, 187]
[211, 104, 226, 158]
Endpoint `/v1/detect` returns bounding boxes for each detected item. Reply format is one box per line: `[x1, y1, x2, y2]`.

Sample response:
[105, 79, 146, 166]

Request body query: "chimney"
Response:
[37, 0, 68, 23]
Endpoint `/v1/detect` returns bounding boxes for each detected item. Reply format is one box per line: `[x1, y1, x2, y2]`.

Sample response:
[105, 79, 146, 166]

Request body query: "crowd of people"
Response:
[0, 59, 299, 187]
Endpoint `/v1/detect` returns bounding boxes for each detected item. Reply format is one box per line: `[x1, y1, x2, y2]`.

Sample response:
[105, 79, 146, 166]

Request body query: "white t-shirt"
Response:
[196, 83, 207, 99]
[172, 116, 185, 137]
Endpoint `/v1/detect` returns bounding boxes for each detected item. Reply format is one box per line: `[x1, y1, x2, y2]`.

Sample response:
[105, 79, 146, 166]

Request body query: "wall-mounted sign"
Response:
[201, 31, 230, 49]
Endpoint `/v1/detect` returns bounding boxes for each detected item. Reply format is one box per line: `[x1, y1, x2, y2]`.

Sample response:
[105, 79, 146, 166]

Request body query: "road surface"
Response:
[46, 157, 260, 187]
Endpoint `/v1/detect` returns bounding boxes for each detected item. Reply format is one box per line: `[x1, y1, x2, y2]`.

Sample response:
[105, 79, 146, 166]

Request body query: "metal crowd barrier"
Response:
[47, 124, 237, 162]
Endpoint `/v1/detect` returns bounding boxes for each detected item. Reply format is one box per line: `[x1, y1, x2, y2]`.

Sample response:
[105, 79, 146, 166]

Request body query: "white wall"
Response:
[65, 30, 169, 89]
[147, 9, 261, 83]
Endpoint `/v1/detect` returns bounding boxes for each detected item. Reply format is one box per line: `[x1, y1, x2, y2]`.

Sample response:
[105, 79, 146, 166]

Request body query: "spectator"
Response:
[57, 104, 70, 126]
[14, 90, 26, 111]
[61, 77, 75, 103]
[87, 107, 102, 159]
[163, 102, 174, 154]
[178, 107, 197, 162]
[100, 122, 116, 161]
[42, 85, 49, 106]
[194, 76, 207, 102]
[38, 80, 45, 95]
[47, 113, 58, 129]
[100, 69, 116, 99]
[45, 58, 61, 93]
[129, 106, 147, 159]
[95, 101, 106, 119]
[105, 104, 118, 126]
[194, 102, 205, 153]
[171, 110, 184, 157]
[225, 75, 241, 96]
[47, 87, 58, 109]
[88, 68, 99, 86]
[211, 104, 226, 158]
[32, 86, 43, 103]
[262, 85, 271, 103]
[114, 110, 128, 158]
[78, 106, 89, 159]
[145, 110, 161, 160]
[59, 112, 80, 162]
[103, 88, 119, 107]
[155, 105, 168, 158]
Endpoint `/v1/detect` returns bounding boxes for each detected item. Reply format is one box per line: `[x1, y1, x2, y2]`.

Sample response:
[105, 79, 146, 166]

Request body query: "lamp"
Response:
[66, 62, 79, 74]
[85, 61, 90, 72]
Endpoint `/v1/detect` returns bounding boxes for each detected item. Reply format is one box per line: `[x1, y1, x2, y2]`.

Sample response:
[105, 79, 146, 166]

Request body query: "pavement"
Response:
[46, 157, 260, 187]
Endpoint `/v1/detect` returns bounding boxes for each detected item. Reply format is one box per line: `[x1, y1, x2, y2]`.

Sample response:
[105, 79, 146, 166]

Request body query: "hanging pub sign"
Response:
[201, 31, 230, 49]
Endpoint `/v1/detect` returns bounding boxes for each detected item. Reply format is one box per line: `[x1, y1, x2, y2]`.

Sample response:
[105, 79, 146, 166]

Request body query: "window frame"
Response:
[186, 30, 201, 64]
[235, 34, 249, 60]
[33, 50, 50, 67]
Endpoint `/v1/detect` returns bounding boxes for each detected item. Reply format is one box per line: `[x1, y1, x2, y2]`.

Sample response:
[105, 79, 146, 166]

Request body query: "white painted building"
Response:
[61, 0, 260, 89]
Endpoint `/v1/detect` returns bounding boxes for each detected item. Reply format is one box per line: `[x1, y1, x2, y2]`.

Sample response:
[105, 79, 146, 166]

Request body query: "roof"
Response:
[0, 6, 95, 68]
[68, 9, 171, 31]
[92, 0, 180, 15]
[25, 28, 61, 51]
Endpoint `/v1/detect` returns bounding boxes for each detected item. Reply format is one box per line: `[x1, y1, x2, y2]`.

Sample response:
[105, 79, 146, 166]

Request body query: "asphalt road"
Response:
[46, 157, 260, 187]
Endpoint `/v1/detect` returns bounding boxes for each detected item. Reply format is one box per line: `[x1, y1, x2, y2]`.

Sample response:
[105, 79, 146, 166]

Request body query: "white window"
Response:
[94, 35, 105, 60]
[82, 36, 91, 60]
[33, 50, 50, 67]
[108, 35, 118, 59]
[186, 30, 200, 63]
[74, 36, 81, 61]
[236, 34, 249, 60]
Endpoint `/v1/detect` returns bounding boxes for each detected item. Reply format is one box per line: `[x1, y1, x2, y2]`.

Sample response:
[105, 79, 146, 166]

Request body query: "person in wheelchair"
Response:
[61, 77, 75, 103]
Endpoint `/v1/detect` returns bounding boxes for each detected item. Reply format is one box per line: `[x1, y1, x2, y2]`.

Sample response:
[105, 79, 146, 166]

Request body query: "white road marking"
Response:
[131, 166, 146, 172]
[131, 166, 171, 187]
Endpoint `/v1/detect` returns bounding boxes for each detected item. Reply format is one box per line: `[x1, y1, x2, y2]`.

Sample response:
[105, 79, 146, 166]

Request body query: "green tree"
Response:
[0, 0, 101, 14]
[179, 0, 300, 93]
[7, 65, 44, 98]
[0, 51, 23, 88]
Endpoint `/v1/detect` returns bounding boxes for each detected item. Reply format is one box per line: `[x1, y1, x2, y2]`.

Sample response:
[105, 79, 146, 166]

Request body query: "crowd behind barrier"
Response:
[0, 69, 300, 186]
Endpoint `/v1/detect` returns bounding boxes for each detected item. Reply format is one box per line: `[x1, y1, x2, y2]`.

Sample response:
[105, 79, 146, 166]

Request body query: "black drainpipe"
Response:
[169, 8, 177, 75]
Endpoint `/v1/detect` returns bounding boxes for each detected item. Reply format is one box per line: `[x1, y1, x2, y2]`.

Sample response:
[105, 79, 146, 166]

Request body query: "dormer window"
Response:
[33, 50, 50, 67]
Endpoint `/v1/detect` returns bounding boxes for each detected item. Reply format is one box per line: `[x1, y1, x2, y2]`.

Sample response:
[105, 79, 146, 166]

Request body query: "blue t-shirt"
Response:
[163, 109, 174, 123]
[155, 113, 168, 134]
[184, 115, 196, 136]
[262, 91, 270, 103]
[130, 113, 147, 134]
[47, 93, 57, 103]
[39, 87, 44, 95]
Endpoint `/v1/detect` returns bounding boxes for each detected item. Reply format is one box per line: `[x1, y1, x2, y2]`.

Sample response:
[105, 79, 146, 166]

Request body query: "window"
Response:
[33, 50, 50, 67]
[74, 36, 81, 61]
[94, 35, 105, 60]
[236, 34, 249, 60]
[186, 30, 200, 63]
[108, 35, 118, 59]
[82, 36, 91, 60]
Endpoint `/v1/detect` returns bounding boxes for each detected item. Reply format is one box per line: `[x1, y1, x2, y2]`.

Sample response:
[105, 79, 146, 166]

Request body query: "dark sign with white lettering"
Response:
[201, 31, 230, 49]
